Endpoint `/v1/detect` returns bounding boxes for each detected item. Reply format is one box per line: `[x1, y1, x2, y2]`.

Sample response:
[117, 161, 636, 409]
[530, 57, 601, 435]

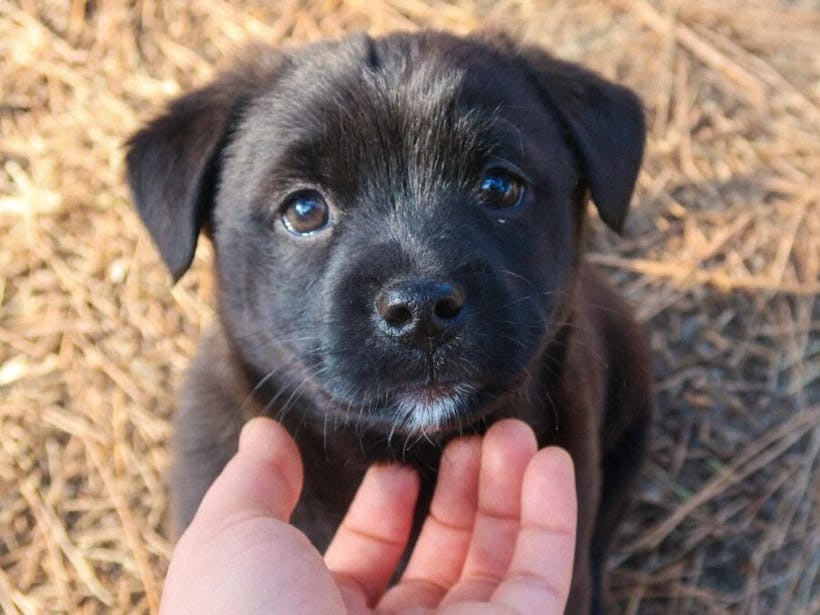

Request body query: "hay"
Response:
[1, 0, 817, 613]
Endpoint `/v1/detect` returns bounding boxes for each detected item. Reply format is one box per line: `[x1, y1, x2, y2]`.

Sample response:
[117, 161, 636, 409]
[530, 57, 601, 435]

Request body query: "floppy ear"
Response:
[515, 45, 646, 233]
[126, 49, 287, 280]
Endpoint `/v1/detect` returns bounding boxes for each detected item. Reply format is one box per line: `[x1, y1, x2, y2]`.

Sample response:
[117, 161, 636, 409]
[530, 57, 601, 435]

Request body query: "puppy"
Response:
[127, 31, 653, 614]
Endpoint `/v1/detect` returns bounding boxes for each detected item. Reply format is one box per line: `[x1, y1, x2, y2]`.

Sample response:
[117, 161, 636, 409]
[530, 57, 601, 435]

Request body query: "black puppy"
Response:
[127, 31, 652, 614]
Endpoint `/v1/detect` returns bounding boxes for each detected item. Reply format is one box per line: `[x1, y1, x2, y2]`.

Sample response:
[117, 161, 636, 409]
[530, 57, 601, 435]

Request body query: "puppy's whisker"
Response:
[275, 364, 326, 424]
[499, 294, 539, 309]
[500, 268, 542, 296]
[386, 416, 398, 450]
[238, 351, 315, 408]
[497, 333, 529, 351]
[224, 346, 327, 439]
[260, 362, 320, 420]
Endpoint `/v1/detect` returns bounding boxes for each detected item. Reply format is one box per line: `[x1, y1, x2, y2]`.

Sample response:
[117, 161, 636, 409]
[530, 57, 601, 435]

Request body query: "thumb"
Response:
[189, 417, 304, 529]
[161, 418, 346, 615]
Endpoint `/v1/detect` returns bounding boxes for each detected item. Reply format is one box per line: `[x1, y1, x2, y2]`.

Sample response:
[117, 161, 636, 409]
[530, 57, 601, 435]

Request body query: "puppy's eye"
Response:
[281, 190, 331, 235]
[476, 169, 525, 209]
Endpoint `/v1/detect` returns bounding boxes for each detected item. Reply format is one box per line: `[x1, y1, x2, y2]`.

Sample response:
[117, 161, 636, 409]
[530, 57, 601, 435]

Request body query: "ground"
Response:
[0, 1, 817, 613]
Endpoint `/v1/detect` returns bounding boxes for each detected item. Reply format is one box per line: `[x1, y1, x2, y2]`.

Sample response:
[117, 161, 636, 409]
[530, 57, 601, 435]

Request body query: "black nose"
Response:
[376, 279, 466, 346]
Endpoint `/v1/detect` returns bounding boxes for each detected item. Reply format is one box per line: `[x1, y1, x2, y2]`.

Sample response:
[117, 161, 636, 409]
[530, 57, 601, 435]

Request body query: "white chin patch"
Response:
[394, 383, 476, 433]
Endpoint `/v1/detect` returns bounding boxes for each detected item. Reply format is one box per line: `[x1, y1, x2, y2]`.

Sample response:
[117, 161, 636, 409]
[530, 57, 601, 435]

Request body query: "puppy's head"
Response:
[127, 32, 644, 437]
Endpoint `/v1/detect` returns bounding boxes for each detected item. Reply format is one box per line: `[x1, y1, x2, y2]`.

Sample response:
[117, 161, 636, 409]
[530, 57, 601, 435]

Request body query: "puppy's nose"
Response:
[376, 279, 466, 346]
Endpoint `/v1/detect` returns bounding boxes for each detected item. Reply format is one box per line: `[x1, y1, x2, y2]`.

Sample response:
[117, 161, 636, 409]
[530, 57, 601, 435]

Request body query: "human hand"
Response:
[160, 417, 577, 614]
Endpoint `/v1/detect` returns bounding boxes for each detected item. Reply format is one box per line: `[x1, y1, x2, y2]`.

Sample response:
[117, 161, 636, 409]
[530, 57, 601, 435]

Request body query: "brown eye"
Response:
[477, 169, 525, 209]
[281, 190, 330, 235]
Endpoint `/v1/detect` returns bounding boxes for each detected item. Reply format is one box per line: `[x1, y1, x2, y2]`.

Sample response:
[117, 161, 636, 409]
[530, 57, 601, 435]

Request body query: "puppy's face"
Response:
[217, 41, 579, 434]
[127, 32, 644, 437]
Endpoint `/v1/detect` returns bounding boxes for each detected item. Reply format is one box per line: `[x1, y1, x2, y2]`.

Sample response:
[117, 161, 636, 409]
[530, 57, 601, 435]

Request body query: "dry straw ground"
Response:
[1, 0, 818, 613]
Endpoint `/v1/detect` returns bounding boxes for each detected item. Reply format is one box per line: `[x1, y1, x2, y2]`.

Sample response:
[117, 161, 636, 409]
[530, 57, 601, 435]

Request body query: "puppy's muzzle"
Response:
[375, 278, 466, 348]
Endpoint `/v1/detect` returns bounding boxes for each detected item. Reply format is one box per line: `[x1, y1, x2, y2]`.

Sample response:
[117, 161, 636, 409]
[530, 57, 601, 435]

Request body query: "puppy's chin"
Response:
[388, 382, 477, 435]
[361, 378, 527, 438]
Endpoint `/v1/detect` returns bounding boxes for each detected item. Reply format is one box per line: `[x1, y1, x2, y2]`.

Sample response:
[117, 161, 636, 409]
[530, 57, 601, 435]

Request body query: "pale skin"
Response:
[160, 417, 577, 614]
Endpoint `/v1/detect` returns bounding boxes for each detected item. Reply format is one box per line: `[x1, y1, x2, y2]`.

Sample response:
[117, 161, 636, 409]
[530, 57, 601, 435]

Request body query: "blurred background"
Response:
[1, 1, 817, 613]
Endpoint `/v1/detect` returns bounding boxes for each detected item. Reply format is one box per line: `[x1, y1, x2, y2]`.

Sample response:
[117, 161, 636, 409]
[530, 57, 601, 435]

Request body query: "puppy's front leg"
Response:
[169, 330, 248, 536]
[170, 395, 242, 535]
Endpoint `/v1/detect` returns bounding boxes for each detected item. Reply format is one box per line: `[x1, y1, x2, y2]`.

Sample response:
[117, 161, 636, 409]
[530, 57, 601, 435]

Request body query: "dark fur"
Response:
[127, 31, 653, 614]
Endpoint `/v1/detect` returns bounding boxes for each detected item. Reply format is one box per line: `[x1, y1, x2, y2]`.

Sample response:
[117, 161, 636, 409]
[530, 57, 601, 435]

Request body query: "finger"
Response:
[324, 463, 420, 606]
[441, 419, 538, 605]
[189, 416, 304, 529]
[378, 436, 482, 610]
[491, 446, 577, 615]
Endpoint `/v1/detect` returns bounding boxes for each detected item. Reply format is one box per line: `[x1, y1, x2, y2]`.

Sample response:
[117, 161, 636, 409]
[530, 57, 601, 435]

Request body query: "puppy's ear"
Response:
[126, 48, 287, 280]
[515, 45, 645, 233]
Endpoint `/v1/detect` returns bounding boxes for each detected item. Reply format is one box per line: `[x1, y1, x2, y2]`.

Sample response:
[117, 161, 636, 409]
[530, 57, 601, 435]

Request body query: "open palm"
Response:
[160, 418, 577, 615]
